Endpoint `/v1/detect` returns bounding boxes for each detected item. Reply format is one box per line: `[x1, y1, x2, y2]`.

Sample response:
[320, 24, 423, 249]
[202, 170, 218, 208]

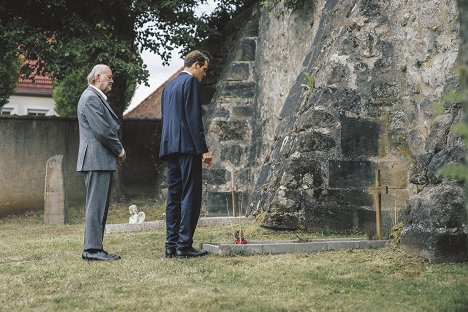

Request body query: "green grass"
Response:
[0, 200, 467, 311]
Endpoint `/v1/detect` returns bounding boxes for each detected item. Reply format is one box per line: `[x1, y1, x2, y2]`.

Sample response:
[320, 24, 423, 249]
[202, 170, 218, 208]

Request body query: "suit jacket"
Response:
[159, 72, 208, 159]
[76, 86, 123, 171]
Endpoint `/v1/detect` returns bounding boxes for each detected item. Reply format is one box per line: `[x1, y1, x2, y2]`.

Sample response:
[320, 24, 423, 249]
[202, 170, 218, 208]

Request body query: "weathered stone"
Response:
[203, 168, 227, 185]
[222, 81, 256, 98]
[327, 89, 365, 117]
[44, 155, 66, 224]
[327, 189, 372, 207]
[426, 146, 464, 183]
[263, 211, 299, 230]
[232, 106, 253, 117]
[379, 161, 409, 189]
[280, 157, 323, 189]
[425, 113, 453, 153]
[203, 191, 250, 216]
[210, 119, 249, 141]
[220, 144, 244, 166]
[280, 72, 306, 118]
[329, 161, 374, 188]
[296, 109, 338, 131]
[294, 132, 336, 153]
[227, 62, 250, 81]
[235, 38, 256, 61]
[200, 0, 463, 264]
[401, 182, 467, 262]
[340, 117, 380, 158]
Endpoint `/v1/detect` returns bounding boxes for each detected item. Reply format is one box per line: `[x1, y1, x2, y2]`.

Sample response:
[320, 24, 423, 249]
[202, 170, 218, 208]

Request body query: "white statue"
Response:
[128, 204, 145, 224]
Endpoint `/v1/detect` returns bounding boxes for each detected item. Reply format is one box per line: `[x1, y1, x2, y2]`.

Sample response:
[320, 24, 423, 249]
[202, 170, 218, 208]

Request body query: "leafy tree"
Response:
[0, 0, 249, 117]
[0, 32, 20, 109]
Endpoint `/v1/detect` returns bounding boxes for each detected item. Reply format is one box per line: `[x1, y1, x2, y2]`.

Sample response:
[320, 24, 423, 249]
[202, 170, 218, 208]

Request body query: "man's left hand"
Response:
[202, 152, 212, 167]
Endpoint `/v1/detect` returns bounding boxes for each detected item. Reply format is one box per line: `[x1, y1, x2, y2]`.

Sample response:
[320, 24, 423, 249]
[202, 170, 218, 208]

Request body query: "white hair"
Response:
[87, 64, 109, 84]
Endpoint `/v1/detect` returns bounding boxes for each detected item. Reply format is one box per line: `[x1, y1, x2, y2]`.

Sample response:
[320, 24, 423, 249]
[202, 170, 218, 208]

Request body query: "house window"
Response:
[1, 107, 13, 115]
[27, 109, 48, 116]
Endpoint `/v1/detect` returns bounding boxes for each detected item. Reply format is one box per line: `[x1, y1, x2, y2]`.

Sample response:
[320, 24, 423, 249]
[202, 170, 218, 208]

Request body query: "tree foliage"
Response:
[0, 29, 20, 108]
[0, 0, 249, 116]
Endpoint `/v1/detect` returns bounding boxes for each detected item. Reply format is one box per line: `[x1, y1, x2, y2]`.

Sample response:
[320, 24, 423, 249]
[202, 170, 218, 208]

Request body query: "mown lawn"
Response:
[0, 201, 467, 311]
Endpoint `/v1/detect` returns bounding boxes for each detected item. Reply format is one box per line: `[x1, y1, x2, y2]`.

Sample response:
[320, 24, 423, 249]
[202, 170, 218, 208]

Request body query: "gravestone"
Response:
[44, 155, 66, 224]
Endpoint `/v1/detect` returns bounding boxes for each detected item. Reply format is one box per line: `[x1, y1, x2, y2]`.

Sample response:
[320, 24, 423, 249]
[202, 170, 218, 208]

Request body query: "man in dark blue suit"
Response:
[160, 50, 213, 258]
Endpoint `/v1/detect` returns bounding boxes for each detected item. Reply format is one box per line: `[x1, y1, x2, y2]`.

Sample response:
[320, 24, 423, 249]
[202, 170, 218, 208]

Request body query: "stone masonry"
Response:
[202, 6, 260, 216]
[200, 0, 466, 261]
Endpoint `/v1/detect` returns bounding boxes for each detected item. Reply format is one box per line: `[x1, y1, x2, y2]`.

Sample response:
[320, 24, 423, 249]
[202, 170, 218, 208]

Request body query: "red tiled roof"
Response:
[124, 68, 182, 120]
[15, 59, 53, 96]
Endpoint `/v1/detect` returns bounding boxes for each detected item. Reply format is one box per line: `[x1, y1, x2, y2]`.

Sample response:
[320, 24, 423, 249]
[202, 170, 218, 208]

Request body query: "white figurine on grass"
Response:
[128, 204, 145, 224]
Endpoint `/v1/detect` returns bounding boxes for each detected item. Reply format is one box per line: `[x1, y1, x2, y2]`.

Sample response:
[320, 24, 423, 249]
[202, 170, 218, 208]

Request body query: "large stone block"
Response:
[379, 161, 409, 189]
[401, 227, 467, 263]
[227, 63, 250, 81]
[302, 200, 375, 232]
[232, 106, 253, 118]
[222, 81, 256, 98]
[203, 168, 228, 185]
[340, 117, 379, 158]
[329, 161, 374, 188]
[327, 189, 372, 207]
[294, 132, 336, 152]
[401, 182, 467, 262]
[220, 144, 244, 166]
[210, 119, 249, 141]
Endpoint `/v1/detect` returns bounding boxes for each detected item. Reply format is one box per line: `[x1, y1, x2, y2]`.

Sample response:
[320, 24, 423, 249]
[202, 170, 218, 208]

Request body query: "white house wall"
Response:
[3, 95, 57, 116]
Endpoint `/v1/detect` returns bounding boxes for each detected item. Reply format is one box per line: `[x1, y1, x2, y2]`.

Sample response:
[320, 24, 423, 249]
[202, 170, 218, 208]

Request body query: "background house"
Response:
[1, 70, 57, 116]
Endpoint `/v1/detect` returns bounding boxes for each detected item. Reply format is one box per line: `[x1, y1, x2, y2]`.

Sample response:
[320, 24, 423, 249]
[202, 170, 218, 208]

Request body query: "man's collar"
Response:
[89, 85, 107, 101]
[182, 70, 192, 76]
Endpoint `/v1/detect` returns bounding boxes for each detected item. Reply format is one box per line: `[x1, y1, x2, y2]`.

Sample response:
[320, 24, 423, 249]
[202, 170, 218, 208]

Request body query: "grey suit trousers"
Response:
[83, 171, 113, 250]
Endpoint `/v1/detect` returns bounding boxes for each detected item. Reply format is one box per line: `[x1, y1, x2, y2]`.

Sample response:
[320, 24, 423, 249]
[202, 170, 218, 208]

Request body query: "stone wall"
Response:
[201, 0, 466, 261]
[0, 116, 164, 217]
[0, 116, 84, 217]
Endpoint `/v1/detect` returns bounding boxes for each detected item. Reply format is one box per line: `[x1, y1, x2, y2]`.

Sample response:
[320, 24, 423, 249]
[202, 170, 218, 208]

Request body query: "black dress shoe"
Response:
[82, 250, 120, 261]
[175, 247, 209, 258]
[165, 248, 176, 258]
[102, 250, 121, 260]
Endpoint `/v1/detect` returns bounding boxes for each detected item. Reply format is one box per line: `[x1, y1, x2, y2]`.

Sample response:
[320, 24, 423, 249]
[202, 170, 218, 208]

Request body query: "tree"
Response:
[0, 30, 20, 108]
[0, 0, 248, 117]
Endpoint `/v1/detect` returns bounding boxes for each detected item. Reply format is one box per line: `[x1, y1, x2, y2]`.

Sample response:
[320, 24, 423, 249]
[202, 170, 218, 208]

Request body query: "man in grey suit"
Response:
[77, 64, 126, 261]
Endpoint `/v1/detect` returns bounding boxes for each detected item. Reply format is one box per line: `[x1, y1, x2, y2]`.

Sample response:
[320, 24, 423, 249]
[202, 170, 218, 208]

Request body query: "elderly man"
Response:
[77, 64, 126, 261]
[159, 50, 213, 258]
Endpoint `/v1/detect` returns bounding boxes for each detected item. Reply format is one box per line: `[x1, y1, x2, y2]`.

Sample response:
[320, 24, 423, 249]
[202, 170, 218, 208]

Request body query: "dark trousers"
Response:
[83, 171, 113, 250]
[165, 154, 202, 250]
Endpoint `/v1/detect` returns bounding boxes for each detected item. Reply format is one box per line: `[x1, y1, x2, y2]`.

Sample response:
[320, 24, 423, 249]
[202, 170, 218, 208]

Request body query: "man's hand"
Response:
[118, 152, 126, 165]
[202, 152, 212, 167]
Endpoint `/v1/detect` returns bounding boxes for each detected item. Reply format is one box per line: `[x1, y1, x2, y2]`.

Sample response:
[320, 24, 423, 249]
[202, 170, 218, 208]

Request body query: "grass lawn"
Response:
[0, 199, 467, 311]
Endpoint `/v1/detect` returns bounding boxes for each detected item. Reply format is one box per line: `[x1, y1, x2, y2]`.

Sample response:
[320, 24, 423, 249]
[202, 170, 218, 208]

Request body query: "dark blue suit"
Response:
[159, 72, 208, 251]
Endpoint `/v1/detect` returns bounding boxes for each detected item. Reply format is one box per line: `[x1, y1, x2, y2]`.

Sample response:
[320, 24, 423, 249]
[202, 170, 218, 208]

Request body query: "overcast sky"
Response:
[126, 1, 217, 113]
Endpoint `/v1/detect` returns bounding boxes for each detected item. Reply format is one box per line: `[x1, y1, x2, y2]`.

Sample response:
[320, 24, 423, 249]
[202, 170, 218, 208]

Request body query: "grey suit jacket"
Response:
[76, 86, 123, 172]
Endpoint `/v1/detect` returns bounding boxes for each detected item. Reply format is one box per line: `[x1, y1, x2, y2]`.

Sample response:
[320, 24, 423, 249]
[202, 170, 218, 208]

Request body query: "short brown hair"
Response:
[184, 50, 209, 68]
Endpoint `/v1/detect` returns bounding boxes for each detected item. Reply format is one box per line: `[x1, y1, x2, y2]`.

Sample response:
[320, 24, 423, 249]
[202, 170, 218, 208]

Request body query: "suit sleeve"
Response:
[84, 96, 123, 156]
[184, 77, 208, 155]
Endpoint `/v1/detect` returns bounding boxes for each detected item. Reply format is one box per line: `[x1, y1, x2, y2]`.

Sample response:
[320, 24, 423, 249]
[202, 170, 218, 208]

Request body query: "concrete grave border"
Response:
[201, 239, 388, 256]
